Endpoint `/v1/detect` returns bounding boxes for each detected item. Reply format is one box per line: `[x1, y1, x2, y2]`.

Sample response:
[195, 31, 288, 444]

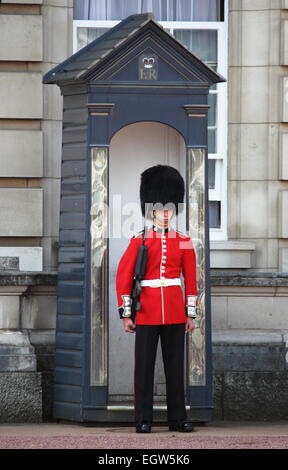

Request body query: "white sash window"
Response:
[73, 0, 228, 240]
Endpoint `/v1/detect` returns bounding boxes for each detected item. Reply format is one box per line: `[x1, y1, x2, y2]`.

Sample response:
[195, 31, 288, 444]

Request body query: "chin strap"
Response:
[142, 203, 149, 244]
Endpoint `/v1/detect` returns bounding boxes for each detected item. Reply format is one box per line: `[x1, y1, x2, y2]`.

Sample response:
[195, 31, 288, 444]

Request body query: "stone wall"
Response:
[0, 0, 72, 423]
[213, 329, 288, 420]
[0, 273, 57, 422]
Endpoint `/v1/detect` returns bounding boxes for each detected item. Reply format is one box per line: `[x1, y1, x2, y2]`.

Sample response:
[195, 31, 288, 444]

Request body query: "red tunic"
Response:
[115, 225, 198, 325]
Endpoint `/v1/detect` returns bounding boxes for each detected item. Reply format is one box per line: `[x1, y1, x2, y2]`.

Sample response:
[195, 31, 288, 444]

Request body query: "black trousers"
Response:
[134, 323, 187, 423]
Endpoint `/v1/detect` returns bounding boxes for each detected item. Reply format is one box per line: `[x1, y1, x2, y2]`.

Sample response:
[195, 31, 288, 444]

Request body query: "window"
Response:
[73, 0, 228, 240]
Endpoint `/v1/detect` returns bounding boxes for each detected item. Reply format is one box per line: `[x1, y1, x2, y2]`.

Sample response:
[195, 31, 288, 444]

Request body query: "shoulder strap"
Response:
[176, 229, 189, 238]
[132, 229, 144, 239]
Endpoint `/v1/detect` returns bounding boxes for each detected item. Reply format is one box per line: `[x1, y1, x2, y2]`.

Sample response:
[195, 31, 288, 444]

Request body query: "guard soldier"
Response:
[115, 165, 198, 433]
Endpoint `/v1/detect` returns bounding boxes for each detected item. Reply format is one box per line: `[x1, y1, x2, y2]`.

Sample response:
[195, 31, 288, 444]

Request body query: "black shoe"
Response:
[136, 421, 152, 433]
[168, 420, 195, 432]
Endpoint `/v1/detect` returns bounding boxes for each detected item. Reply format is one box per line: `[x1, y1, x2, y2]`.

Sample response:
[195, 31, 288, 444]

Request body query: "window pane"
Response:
[208, 159, 216, 189]
[173, 29, 217, 64]
[208, 129, 216, 154]
[207, 64, 217, 91]
[173, 29, 218, 90]
[209, 201, 221, 228]
[208, 93, 217, 154]
[77, 27, 110, 50]
[74, 0, 224, 22]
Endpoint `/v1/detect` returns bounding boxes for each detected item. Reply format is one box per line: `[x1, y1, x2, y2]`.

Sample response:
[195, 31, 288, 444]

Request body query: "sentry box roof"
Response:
[43, 12, 226, 87]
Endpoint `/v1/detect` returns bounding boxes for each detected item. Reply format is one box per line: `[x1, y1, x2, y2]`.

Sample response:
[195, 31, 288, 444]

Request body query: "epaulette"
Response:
[132, 229, 145, 239]
[176, 229, 190, 238]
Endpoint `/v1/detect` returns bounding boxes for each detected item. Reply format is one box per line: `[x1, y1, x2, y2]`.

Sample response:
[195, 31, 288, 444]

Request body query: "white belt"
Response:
[140, 278, 181, 288]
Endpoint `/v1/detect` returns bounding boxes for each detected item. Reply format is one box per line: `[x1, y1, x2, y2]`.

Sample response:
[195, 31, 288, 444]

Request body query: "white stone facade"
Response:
[210, 0, 288, 332]
[0, 1, 73, 403]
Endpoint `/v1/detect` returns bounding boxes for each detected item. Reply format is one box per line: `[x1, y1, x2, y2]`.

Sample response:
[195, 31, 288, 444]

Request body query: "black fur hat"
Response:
[139, 165, 185, 217]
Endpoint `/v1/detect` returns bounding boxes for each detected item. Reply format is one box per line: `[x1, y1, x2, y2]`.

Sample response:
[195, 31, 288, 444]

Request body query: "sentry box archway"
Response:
[43, 12, 226, 424]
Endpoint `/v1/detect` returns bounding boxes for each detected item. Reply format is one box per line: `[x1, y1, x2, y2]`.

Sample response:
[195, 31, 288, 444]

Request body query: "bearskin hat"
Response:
[139, 164, 185, 217]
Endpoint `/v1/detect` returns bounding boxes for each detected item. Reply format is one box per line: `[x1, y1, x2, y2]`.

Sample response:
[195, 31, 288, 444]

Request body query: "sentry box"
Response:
[43, 12, 226, 424]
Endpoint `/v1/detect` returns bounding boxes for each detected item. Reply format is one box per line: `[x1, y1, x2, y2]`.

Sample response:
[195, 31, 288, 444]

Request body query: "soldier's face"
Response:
[151, 209, 173, 226]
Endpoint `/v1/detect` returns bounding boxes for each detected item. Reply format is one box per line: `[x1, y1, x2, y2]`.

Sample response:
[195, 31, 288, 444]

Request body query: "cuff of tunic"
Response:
[185, 295, 198, 318]
[185, 306, 197, 318]
[119, 295, 132, 319]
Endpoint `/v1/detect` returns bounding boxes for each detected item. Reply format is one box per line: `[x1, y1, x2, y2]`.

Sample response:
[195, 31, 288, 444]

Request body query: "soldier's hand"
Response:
[185, 317, 196, 333]
[123, 318, 136, 333]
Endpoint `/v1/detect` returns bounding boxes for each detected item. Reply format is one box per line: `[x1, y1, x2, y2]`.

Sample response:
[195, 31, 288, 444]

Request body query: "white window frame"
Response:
[73, 1, 228, 240]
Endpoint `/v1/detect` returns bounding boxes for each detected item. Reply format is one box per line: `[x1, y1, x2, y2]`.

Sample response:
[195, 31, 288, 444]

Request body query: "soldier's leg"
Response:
[134, 324, 160, 423]
[160, 323, 187, 422]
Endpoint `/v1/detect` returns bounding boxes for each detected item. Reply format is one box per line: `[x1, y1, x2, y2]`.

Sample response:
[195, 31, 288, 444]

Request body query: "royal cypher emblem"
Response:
[138, 52, 158, 80]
